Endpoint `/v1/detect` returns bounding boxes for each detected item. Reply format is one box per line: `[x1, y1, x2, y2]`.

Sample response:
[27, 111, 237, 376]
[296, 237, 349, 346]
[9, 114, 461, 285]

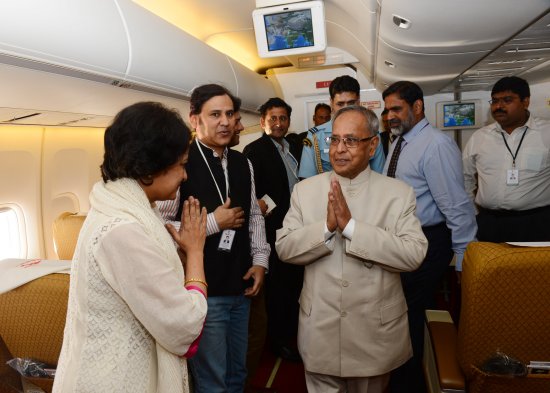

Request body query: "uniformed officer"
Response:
[298, 75, 386, 178]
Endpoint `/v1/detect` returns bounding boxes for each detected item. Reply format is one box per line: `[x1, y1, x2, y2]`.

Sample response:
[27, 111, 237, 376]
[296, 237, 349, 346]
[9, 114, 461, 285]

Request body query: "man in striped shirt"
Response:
[157, 84, 270, 393]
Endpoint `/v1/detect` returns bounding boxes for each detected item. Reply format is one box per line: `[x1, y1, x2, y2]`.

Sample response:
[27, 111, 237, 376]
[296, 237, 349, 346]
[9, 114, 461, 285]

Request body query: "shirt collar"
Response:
[269, 134, 290, 152]
[402, 117, 429, 143]
[333, 165, 371, 186]
[196, 139, 228, 159]
[491, 110, 533, 135]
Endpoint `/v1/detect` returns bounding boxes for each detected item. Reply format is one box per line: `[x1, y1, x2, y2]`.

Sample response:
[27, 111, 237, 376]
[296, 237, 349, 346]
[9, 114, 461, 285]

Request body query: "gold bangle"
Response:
[184, 278, 208, 288]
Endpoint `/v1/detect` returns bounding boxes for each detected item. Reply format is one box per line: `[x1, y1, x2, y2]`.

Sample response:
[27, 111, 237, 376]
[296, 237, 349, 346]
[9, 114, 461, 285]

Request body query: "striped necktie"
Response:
[386, 136, 403, 178]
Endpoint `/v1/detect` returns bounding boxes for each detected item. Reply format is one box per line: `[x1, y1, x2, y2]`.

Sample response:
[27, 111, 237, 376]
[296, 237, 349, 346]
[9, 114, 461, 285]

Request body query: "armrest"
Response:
[425, 310, 465, 392]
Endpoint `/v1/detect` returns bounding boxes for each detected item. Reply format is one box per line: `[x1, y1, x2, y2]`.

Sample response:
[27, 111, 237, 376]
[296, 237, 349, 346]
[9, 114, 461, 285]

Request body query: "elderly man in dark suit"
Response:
[243, 97, 303, 362]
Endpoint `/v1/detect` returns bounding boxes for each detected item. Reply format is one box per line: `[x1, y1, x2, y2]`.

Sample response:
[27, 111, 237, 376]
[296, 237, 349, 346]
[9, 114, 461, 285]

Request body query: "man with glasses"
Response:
[463, 76, 550, 242]
[243, 97, 303, 363]
[276, 105, 428, 393]
[298, 75, 385, 178]
[382, 81, 477, 393]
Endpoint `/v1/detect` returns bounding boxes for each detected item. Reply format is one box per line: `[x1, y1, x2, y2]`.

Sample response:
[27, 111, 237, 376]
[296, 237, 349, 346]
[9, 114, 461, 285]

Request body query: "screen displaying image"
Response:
[443, 103, 475, 127]
[264, 9, 314, 52]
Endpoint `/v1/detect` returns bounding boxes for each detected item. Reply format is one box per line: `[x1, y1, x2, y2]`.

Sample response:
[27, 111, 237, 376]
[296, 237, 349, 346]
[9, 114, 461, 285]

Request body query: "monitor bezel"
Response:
[435, 99, 482, 130]
[252, 0, 326, 58]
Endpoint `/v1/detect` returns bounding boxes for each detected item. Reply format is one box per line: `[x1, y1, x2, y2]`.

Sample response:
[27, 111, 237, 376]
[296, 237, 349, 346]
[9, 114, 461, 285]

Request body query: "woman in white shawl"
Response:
[53, 102, 208, 393]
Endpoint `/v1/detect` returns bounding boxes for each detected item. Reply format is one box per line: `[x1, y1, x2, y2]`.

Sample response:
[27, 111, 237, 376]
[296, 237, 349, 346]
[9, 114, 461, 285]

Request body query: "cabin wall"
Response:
[0, 125, 103, 259]
[263, 66, 550, 150]
[0, 114, 261, 261]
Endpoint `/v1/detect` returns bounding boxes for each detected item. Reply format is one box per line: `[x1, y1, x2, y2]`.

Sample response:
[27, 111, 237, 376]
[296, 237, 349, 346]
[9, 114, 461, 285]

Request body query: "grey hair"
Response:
[333, 105, 379, 136]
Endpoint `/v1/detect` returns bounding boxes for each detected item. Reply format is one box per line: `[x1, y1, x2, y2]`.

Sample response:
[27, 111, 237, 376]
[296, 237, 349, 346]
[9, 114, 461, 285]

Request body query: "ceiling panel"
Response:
[443, 11, 550, 93]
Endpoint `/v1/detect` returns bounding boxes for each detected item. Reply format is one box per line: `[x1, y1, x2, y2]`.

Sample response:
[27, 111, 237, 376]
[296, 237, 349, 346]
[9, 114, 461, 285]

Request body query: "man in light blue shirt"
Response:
[382, 81, 477, 393]
[298, 75, 385, 178]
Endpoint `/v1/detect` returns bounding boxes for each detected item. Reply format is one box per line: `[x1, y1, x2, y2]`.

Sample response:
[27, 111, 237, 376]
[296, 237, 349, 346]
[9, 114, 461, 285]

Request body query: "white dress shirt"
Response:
[463, 115, 550, 211]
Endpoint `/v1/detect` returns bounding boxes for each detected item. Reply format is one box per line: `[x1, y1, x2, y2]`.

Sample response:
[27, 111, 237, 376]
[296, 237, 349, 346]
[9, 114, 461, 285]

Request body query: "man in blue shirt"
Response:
[298, 75, 385, 178]
[382, 81, 477, 393]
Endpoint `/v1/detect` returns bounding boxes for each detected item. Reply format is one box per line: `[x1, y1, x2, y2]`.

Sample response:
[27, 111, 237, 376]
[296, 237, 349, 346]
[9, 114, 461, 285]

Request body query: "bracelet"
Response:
[184, 278, 208, 288]
[185, 285, 207, 298]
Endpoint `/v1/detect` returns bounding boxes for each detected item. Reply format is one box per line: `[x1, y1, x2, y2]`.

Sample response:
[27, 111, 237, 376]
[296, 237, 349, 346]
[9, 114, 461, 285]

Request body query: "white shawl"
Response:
[90, 178, 190, 393]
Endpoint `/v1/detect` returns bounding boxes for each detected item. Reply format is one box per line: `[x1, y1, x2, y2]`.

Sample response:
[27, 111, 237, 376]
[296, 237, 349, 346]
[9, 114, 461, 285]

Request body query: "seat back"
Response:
[0, 273, 69, 393]
[52, 212, 86, 260]
[457, 242, 550, 393]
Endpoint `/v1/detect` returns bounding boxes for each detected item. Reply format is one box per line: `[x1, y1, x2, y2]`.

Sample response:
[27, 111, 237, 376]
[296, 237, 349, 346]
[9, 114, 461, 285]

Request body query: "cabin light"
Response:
[392, 15, 411, 29]
[474, 67, 525, 73]
[488, 58, 542, 65]
[464, 74, 509, 79]
[460, 82, 491, 86]
[506, 47, 550, 53]
[384, 60, 396, 68]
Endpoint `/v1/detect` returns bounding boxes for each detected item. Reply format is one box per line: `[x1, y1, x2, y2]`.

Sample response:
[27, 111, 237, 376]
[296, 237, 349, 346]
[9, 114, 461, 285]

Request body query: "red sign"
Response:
[363, 100, 381, 109]
[316, 80, 331, 89]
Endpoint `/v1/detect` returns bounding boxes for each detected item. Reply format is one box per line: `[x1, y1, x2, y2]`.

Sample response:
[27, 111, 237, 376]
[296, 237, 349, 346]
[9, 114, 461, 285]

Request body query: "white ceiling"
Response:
[0, 0, 548, 127]
[136, 0, 550, 95]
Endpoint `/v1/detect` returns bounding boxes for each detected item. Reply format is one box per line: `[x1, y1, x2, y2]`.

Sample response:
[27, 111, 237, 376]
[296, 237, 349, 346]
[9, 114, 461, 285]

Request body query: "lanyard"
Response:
[500, 126, 528, 168]
[196, 141, 229, 204]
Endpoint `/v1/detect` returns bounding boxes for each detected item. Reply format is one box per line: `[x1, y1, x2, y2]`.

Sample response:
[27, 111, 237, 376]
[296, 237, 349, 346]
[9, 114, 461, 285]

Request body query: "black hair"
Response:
[381, 108, 388, 116]
[189, 84, 240, 115]
[329, 75, 360, 99]
[492, 76, 530, 100]
[258, 97, 292, 118]
[382, 81, 425, 112]
[314, 103, 331, 113]
[101, 102, 190, 184]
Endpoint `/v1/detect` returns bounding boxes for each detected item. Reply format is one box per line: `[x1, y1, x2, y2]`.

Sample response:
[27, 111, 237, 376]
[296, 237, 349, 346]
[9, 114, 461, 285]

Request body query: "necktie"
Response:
[386, 136, 403, 178]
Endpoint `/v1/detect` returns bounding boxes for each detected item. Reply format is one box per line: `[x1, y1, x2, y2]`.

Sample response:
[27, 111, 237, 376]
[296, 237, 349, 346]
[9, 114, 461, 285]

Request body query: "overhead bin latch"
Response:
[392, 15, 411, 30]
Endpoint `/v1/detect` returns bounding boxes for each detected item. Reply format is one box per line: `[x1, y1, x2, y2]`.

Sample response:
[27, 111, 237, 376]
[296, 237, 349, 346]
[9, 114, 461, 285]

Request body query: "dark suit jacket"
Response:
[243, 132, 301, 246]
[380, 130, 391, 158]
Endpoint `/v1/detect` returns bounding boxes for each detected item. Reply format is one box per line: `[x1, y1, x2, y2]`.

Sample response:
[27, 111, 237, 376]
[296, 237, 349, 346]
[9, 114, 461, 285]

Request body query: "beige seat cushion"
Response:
[52, 212, 86, 260]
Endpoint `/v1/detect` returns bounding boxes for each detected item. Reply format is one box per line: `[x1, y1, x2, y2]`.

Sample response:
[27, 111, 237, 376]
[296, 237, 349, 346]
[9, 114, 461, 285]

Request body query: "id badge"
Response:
[323, 148, 329, 153]
[506, 169, 519, 185]
[218, 229, 236, 252]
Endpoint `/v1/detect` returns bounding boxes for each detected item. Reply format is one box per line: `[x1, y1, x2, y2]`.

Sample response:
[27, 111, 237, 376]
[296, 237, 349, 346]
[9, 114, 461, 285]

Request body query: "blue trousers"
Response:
[189, 295, 251, 393]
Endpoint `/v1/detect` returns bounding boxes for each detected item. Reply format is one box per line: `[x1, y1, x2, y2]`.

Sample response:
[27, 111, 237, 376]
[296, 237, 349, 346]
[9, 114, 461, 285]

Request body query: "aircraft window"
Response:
[0, 207, 23, 259]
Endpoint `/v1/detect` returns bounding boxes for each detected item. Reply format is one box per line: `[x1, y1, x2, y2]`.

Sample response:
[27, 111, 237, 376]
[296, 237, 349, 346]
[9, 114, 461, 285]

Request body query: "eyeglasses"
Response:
[325, 135, 376, 148]
[267, 115, 288, 123]
[488, 96, 518, 105]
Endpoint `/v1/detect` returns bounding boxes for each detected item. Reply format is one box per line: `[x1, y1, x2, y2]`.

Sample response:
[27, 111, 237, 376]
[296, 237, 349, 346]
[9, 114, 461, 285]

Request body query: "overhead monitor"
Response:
[436, 99, 482, 130]
[252, 0, 326, 58]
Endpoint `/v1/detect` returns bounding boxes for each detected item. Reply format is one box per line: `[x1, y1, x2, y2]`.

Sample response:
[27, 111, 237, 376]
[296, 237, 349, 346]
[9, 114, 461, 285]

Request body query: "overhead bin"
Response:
[0, 0, 274, 112]
[117, 0, 238, 96]
[0, 0, 128, 80]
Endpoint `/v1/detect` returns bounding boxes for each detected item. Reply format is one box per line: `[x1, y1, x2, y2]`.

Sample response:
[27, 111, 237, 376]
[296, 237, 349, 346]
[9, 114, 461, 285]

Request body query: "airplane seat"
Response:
[0, 273, 69, 393]
[424, 242, 550, 393]
[52, 211, 86, 260]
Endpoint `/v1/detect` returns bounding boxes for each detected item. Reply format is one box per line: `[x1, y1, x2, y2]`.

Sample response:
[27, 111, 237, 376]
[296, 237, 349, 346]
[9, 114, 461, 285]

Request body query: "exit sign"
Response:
[316, 81, 331, 89]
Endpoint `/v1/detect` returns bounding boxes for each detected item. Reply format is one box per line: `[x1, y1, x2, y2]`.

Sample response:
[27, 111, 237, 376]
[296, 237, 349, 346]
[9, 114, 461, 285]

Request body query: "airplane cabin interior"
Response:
[0, 1, 549, 392]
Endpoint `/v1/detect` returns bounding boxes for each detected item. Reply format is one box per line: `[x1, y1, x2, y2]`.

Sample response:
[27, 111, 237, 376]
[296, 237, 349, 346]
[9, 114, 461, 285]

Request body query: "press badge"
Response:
[506, 169, 519, 185]
[218, 229, 236, 252]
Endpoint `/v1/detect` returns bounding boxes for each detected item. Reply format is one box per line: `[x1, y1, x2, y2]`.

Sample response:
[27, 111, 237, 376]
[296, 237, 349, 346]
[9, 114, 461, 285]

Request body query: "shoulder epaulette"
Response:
[308, 126, 319, 135]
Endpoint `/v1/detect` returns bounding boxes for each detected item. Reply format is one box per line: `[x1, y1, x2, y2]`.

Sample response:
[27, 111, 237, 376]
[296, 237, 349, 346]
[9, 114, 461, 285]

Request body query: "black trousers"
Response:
[477, 205, 550, 243]
[265, 254, 304, 348]
[390, 222, 453, 393]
